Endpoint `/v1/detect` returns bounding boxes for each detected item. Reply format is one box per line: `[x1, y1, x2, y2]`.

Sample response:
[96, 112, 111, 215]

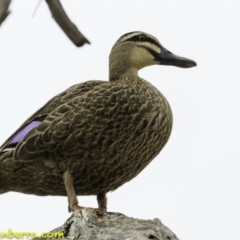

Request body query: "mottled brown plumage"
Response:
[0, 32, 196, 211]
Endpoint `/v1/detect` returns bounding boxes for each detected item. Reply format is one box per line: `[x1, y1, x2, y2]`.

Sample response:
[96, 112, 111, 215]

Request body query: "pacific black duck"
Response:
[0, 32, 196, 212]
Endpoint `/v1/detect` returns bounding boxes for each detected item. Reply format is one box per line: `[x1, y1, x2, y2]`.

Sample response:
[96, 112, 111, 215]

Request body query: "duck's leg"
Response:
[97, 193, 124, 216]
[97, 192, 107, 212]
[63, 170, 83, 212]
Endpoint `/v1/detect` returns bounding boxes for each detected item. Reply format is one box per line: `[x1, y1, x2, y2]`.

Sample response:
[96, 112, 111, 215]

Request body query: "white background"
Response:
[0, 1, 239, 239]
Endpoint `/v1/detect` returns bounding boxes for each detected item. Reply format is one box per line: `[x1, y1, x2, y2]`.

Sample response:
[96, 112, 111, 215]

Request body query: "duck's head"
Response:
[109, 31, 196, 81]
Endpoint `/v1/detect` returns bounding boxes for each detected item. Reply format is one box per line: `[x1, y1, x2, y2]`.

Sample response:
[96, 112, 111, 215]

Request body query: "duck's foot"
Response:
[96, 193, 124, 215]
[69, 206, 106, 218]
[96, 205, 124, 217]
[92, 208, 105, 217]
[68, 204, 124, 218]
[68, 204, 84, 212]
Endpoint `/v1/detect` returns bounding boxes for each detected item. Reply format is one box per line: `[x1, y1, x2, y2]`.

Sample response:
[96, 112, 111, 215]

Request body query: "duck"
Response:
[0, 31, 196, 212]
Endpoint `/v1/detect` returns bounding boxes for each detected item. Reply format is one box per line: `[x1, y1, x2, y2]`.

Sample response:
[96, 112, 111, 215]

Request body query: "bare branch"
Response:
[45, 0, 90, 47]
[0, 0, 11, 26]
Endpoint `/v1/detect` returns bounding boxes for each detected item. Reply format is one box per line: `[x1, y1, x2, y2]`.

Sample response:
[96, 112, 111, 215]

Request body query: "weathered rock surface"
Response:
[40, 208, 180, 240]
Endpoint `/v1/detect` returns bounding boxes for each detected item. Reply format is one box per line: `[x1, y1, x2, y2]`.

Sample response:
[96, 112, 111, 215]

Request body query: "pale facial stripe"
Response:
[118, 32, 144, 43]
[138, 41, 161, 54]
[117, 32, 161, 54]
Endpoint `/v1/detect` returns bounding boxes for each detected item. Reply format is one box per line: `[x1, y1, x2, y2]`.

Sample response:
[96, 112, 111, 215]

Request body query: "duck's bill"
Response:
[154, 46, 197, 68]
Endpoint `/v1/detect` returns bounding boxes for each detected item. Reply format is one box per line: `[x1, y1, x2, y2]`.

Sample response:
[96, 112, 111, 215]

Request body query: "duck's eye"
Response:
[139, 35, 146, 41]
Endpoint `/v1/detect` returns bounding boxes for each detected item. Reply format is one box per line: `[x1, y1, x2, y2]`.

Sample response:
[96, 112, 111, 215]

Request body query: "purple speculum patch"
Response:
[8, 120, 42, 145]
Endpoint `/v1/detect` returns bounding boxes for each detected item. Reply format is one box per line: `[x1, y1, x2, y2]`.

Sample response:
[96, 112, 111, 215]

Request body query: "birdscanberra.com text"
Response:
[0, 229, 64, 238]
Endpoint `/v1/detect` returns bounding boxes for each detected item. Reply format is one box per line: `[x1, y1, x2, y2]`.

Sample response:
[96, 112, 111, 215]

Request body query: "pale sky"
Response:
[0, 1, 240, 240]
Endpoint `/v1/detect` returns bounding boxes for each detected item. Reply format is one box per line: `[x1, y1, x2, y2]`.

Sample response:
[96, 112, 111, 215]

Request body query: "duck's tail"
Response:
[0, 189, 8, 194]
[0, 150, 15, 194]
[0, 175, 9, 194]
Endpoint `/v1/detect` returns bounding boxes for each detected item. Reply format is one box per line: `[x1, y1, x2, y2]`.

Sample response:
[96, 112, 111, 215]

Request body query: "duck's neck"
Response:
[109, 45, 139, 81]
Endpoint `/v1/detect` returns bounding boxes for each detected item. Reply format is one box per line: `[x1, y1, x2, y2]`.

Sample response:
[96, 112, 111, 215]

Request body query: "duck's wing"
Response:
[0, 80, 104, 153]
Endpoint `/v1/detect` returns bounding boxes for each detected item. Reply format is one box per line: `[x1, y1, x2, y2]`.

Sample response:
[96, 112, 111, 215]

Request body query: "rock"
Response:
[39, 208, 180, 240]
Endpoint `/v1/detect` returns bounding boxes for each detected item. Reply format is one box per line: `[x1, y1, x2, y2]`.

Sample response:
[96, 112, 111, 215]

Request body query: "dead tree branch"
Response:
[37, 209, 180, 240]
[0, 0, 11, 26]
[45, 0, 90, 47]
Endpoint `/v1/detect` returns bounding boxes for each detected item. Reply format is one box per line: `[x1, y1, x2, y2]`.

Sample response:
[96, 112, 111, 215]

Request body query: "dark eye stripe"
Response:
[128, 36, 160, 48]
[119, 33, 161, 49]
[141, 46, 159, 56]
